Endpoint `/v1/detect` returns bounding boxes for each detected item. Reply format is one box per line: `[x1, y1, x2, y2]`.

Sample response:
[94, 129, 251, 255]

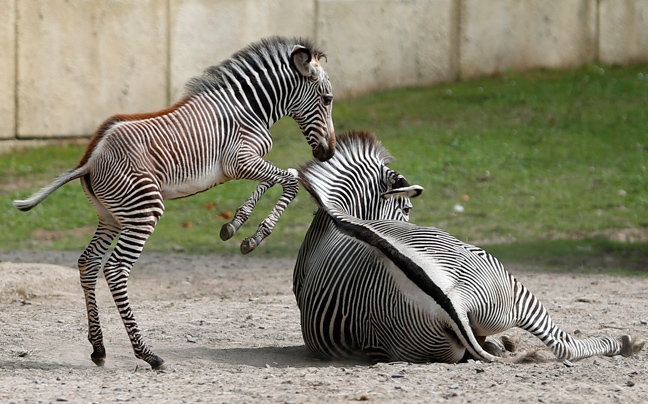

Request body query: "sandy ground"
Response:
[0, 249, 647, 404]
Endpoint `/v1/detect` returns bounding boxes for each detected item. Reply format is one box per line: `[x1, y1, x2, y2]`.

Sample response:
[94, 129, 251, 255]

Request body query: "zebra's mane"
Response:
[298, 130, 394, 209]
[185, 36, 325, 96]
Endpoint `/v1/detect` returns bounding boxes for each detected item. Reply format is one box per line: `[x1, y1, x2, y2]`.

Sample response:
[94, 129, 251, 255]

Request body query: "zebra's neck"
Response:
[199, 58, 300, 129]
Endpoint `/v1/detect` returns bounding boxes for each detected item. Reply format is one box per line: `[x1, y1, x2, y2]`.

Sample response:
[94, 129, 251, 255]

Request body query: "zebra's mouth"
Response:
[313, 143, 334, 162]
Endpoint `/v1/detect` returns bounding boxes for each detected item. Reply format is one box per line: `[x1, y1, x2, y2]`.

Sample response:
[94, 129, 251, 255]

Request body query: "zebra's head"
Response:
[289, 44, 336, 162]
[298, 130, 423, 222]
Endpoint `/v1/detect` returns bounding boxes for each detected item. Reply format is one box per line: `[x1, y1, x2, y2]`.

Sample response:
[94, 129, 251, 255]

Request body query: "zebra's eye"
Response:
[402, 206, 412, 216]
[322, 94, 333, 105]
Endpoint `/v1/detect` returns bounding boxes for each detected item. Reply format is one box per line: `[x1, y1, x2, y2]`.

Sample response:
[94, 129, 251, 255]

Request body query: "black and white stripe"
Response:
[294, 131, 644, 363]
[13, 36, 336, 369]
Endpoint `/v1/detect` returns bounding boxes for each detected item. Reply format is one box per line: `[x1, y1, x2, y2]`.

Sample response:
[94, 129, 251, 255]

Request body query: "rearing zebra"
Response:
[295, 130, 644, 363]
[13, 36, 335, 370]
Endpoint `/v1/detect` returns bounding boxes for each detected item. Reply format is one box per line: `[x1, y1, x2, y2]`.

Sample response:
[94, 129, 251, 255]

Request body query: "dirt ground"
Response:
[0, 249, 647, 404]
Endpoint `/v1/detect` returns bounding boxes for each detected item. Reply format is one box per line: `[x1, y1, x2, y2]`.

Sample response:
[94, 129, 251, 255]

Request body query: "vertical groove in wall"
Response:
[13, 0, 18, 139]
[166, 0, 172, 106]
[595, 0, 601, 63]
[314, 0, 320, 45]
[450, 0, 462, 81]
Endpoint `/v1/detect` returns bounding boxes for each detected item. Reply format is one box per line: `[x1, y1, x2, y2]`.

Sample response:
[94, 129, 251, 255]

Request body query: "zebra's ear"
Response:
[382, 185, 424, 199]
[291, 45, 318, 78]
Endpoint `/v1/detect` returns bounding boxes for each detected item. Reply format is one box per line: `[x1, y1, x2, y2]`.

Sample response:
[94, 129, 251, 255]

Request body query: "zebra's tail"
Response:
[13, 165, 88, 212]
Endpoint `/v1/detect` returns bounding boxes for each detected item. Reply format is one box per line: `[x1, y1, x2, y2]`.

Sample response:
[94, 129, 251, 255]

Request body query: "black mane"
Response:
[185, 36, 325, 96]
[298, 130, 394, 208]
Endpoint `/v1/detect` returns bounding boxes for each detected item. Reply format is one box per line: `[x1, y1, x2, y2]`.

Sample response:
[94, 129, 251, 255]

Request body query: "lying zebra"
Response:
[294, 130, 644, 363]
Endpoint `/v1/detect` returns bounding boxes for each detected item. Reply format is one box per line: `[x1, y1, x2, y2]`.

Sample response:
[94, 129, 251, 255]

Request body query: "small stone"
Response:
[475, 368, 485, 374]
[56, 399, 68, 402]
[248, 297, 260, 301]
[626, 380, 636, 387]
[562, 360, 574, 367]
[449, 384, 459, 389]
[640, 320, 647, 325]
[186, 335, 198, 343]
[391, 374, 405, 378]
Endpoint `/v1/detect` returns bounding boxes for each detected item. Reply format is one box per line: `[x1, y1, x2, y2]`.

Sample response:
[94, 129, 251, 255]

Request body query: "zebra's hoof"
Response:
[220, 222, 237, 241]
[91, 346, 106, 367]
[91, 356, 105, 367]
[240, 237, 257, 255]
[620, 335, 645, 357]
[148, 355, 166, 370]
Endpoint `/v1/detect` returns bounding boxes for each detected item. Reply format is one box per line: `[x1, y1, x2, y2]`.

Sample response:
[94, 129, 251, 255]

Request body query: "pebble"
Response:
[391, 374, 405, 378]
[562, 360, 574, 367]
[626, 380, 636, 387]
[186, 335, 198, 343]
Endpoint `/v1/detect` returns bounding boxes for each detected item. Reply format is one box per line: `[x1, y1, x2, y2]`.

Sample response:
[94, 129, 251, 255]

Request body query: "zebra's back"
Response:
[295, 210, 511, 363]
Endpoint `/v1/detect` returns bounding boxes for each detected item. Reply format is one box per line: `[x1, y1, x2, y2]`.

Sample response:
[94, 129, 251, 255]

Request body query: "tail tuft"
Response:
[13, 199, 37, 212]
[12, 166, 88, 212]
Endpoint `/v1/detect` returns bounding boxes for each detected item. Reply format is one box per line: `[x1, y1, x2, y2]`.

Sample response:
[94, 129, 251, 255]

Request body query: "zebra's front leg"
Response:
[220, 180, 274, 241]
[240, 169, 299, 254]
[78, 221, 119, 366]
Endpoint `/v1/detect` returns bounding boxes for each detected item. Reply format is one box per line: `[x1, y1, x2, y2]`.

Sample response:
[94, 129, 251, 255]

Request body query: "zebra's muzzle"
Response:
[313, 143, 334, 162]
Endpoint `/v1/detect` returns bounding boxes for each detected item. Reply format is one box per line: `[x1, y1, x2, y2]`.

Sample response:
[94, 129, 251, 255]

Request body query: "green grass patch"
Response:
[2, 64, 648, 272]
[485, 238, 648, 276]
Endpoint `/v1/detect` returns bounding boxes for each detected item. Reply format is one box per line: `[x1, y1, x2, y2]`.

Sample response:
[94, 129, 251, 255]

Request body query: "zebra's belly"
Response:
[160, 168, 228, 199]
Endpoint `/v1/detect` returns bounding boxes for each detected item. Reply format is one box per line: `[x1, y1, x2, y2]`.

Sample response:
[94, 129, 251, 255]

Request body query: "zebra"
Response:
[294, 130, 644, 364]
[13, 36, 335, 370]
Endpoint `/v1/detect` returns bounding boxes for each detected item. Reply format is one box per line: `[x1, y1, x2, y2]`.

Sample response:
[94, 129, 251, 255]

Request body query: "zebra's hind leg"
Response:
[103, 225, 165, 369]
[80, 176, 120, 366]
[515, 282, 645, 361]
[78, 220, 120, 366]
[101, 187, 166, 370]
[220, 180, 274, 241]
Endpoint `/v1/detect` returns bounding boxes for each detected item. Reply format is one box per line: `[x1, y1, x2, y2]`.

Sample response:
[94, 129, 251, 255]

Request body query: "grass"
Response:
[1, 63, 647, 273]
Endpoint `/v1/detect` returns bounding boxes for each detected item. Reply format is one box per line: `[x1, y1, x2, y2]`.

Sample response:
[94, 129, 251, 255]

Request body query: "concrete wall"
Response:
[460, 0, 598, 78]
[16, 0, 168, 137]
[169, 0, 316, 102]
[3, 0, 648, 139]
[599, 0, 648, 65]
[0, 0, 15, 140]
